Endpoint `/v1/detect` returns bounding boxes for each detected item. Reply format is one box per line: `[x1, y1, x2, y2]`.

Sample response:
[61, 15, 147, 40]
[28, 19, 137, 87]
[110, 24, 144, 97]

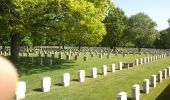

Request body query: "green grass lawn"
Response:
[15, 52, 170, 100]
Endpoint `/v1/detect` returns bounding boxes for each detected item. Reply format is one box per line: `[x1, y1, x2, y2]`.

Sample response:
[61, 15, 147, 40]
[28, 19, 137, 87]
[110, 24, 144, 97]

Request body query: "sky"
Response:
[113, 0, 170, 30]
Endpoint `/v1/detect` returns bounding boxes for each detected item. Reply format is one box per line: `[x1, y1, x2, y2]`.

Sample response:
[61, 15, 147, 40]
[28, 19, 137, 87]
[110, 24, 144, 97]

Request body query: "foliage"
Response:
[154, 29, 170, 49]
[101, 3, 128, 50]
[126, 13, 159, 51]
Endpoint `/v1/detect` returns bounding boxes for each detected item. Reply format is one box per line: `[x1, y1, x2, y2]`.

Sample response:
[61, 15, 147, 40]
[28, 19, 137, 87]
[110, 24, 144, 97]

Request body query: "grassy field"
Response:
[15, 52, 170, 100]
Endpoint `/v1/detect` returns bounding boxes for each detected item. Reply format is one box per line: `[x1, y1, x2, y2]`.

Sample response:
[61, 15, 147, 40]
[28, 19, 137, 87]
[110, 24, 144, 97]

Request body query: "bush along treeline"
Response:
[0, 0, 168, 62]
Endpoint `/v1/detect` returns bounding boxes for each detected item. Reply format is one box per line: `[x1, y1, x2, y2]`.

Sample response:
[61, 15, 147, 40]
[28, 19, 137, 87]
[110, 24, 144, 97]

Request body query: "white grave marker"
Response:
[132, 84, 140, 100]
[15, 81, 26, 100]
[118, 62, 123, 70]
[117, 92, 127, 100]
[143, 79, 149, 94]
[62, 73, 70, 87]
[91, 67, 97, 78]
[78, 70, 85, 82]
[102, 65, 107, 75]
[41, 77, 51, 92]
[151, 75, 156, 88]
[111, 64, 115, 72]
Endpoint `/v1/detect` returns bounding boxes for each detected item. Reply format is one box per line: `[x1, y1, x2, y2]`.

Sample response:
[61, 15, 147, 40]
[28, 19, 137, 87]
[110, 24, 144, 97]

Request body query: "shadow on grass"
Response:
[156, 83, 170, 100]
[54, 83, 63, 86]
[15, 57, 76, 76]
[71, 79, 78, 82]
[85, 75, 92, 78]
[33, 88, 42, 92]
[97, 73, 102, 75]
[127, 97, 132, 100]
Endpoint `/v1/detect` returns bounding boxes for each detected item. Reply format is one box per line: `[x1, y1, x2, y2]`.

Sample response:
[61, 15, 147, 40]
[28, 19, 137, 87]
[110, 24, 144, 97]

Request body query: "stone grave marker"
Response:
[117, 92, 127, 100]
[111, 64, 115, 72]
[41, 77, 51, 92]
[102, 65, 107, 75]
[132, 84, 140, 100]
[62, 73, 70, 87]
[151, 75, 156, 88]
[91, 67, 97, 78]
[78, 70, 85, 82]
[158, 71, 162, 83]
[118, 62, 123, 70]
[15, 81, 26, 100]
[143, 79, 149, 94]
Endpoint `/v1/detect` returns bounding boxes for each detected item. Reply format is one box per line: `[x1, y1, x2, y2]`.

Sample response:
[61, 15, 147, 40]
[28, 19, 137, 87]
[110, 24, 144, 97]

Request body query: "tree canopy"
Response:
[101, 2, 128, 50]
[126, 13, 159, 51]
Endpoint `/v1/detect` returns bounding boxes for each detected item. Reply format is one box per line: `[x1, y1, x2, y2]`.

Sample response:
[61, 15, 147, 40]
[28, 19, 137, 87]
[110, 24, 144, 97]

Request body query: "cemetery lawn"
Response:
[16, 53, 170, 100]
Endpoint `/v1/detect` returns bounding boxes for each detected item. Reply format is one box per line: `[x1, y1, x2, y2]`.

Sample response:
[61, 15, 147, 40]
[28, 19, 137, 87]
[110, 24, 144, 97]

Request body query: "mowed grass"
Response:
[16, 53, 170, 100]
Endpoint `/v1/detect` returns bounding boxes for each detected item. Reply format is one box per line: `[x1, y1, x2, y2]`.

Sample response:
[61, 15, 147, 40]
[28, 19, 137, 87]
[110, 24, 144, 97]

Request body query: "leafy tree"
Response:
[154, 29, 170, 49]
[168, 18, 170, 28]
[101, 3, 128, 51]
[126, 12, 159, 52]
[63, 0, 107, 50]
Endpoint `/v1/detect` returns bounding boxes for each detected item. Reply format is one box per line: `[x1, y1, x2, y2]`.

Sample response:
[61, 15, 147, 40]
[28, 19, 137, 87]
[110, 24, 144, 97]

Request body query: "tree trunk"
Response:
[78, 41, 81, 50]
[62, 42, 65, 50]
[110, 45, 113, 49]
[114, 46, 116, 51]
[10, 33, 20, 63]
[2, 45, 5, 53]
[138, 47, 141, 52]
[58, 41, 61, 51]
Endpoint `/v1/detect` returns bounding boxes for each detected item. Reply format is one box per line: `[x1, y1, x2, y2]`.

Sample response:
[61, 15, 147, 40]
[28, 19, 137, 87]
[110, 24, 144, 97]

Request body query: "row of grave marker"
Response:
[14, 54, 166, 100]
[117, 67, 170, 100]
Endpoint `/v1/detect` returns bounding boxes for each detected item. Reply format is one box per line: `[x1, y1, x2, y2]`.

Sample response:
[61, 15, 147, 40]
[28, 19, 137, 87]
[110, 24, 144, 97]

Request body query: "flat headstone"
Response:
[41, 77, 51, 92]
[78, 70, 85, 82]
[15, 81, 26, 100]
[117, 92, 127, 100]
[102, 65, 107, 75]
[143, 79, 149, 94]
[62, 73, 70, 87]
[91, 67, 97, 78]
[111, 64, 115, 72]
[132, 84, 140, 100]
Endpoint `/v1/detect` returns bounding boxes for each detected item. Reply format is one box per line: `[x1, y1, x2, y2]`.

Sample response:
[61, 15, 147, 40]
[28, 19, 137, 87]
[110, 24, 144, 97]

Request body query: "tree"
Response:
[0, 0, 56, 62]
[101, 3, 128, 51]
[154, 29, 170, 49]
[168, 18, 170, 28]
[127, 12, 159, 52]
[63, 0, 107, 50]
[154, 19, 170, 49]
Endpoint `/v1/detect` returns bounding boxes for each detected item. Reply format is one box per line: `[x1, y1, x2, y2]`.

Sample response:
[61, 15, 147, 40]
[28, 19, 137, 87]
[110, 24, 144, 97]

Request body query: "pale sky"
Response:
[113, 0, 170, 30]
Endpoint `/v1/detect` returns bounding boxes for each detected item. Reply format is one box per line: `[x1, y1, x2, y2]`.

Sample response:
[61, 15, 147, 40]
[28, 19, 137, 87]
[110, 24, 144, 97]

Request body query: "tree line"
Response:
[0, 0, 168, 62]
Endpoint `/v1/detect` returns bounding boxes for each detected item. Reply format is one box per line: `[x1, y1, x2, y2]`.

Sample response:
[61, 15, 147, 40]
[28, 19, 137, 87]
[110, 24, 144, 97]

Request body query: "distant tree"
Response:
[126, 13, 159, 52]
[101, 3, 128, 51]
[154, 29, 170, 49]
[168, 18, 170, 27]
[65, 0, 107, 50]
